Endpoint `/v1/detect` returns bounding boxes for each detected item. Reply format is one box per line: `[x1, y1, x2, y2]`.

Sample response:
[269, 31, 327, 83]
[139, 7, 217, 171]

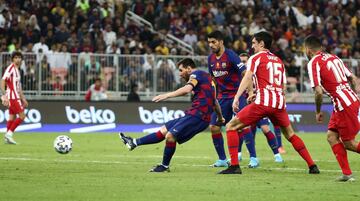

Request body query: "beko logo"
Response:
[65, 106, 115, 123]
[139, 106, 185, 124]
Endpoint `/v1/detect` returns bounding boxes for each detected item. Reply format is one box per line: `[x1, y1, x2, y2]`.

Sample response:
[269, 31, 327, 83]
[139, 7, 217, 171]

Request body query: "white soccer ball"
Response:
[54, 135, 73, 154]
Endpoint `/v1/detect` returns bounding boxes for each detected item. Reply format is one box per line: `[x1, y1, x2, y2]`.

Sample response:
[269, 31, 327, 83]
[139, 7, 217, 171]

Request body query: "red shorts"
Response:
[9, 99, 24, 115]
[328, 102, 360, 141]
[236, 103, 290, 128]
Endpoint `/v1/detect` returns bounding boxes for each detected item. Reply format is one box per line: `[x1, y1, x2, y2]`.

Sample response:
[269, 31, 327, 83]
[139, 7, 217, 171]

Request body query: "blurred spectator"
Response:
[52, 76, 64, 95]
[127, 84, 140, 102]
[85, 77, 108, 101]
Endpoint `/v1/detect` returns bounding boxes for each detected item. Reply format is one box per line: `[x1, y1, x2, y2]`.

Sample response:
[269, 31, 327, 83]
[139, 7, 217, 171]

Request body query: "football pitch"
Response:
[0, 132, 359, 201]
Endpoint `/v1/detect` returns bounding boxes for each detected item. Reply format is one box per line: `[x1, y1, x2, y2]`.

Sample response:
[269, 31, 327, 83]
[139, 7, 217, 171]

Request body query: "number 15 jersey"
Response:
[307, 51, 359, 112]
[247, 50, 287, 109]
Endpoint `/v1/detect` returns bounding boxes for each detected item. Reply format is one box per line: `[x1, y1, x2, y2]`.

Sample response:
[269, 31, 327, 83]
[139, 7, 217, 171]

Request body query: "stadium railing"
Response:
[0, 52, 358, 102]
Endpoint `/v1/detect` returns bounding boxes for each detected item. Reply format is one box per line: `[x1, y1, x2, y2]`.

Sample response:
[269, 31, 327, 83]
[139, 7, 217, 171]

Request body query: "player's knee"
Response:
[159, 126, 168, 136]
[326, 131, 339, 144]
[342, 140, 356, 151]
[210, 125, 221, 133]
[165, 133, 176, 142]
[19, 113, 26, 120]
[225, 121, 236, 131]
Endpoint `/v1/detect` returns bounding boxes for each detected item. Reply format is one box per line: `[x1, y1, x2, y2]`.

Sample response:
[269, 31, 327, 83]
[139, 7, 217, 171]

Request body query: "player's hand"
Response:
[315, 112, 323, 123]
[232, 98, 240, 113]
[21, 98, 28, 108]
[1, 95, 9, 107]
[247, 94, 256, 104]
[152, 94, 169, 102]
[215, 116, 225, 126]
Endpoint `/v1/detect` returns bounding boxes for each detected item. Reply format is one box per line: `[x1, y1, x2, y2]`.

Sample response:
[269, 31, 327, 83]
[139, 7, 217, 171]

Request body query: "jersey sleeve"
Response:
[229, 50, 246, 74]
[282, 64, 287, 85]
[307, 58, 320, 87]
[246, 54, 261, 74]
[2, 67, 11, 81]
[186, 72, 199, 88]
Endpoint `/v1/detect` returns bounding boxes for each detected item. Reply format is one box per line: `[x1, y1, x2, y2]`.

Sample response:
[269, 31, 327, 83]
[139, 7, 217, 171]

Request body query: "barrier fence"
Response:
[1, 52, 359, 102]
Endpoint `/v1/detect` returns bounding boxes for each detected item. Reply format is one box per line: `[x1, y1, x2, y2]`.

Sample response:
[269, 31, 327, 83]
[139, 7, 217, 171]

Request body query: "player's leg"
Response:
[5, 100, 25, 144]
[119, 126, 167, 150]
[151, 116, 209, 172]
[259, 121, 283, 163]
[243, 126, 258, 168]
[271, 109, 319, 174]
[327, 130, 354, 181]
[218, 103, 263, 174]
[4, 114, 16, 144]
[274, 125, 286, 153]
[343, 140, 360, 153]
[210, 99, 232, 167]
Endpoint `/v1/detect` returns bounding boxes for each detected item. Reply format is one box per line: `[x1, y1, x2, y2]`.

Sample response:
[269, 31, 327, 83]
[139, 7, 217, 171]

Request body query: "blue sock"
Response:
[251, 125, 257, 140]
[274, 126, 282, 147]
[264, 131, 279, 154]
[238, 134, 244, 153]
[136, 131, 165, 146]
[243, 128, 256, 158]
[212, 133, 227, 160]
[162, 141, 176, 166]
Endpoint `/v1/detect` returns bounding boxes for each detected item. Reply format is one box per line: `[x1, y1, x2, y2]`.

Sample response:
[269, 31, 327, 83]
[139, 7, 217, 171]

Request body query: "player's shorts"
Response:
[255, 118, 270, 128]
[165, 115, 209, 144]
[328, 101, 360, 141]
[9, 99, 24, 115]
[236, 103, 290, 128]
[210, 96, 247, 126]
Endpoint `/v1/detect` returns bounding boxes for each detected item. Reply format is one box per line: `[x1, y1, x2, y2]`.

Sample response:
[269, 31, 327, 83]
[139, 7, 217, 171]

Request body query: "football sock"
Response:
[264, 131, 279, 154]
[251, 125, 257, 139]
[243, 128, 256, 158]
[288, 134, 315, 167]
[7, 120, 14, 132]
[162, 141, 176, 166]
[212, 133, 226, 160]
[136, 131, 165, 146]
[274, 126, 282, 147]
[226, 130, 239, 166]
[356, 142, 360, 153]
[332, 143, 352, 175]
[9, 118, 23, 132]
[238, 131, 244, 153]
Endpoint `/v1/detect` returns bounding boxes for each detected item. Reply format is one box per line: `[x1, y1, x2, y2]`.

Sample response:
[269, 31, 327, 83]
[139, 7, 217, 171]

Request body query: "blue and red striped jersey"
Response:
[208, 48, 245, 99]
[185, 70, 216, 122]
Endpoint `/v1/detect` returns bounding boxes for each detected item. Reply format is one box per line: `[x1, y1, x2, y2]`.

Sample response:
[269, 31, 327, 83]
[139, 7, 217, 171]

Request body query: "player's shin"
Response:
[136, 130, 165, 146]
[162, 141, 176, 167]
[6, 120, 14, 132]
[9, 118, 23, 132]
[288, 134, 315, 167]
[212, 132, 226, 160]
[332, 143, 352, 175]
[226, 130, 239, 166]
[264, 131, 279, 154]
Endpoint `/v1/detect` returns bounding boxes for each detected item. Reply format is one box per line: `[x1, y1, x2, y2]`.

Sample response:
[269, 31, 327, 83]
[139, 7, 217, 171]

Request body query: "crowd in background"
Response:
[0, 0, 360, 98]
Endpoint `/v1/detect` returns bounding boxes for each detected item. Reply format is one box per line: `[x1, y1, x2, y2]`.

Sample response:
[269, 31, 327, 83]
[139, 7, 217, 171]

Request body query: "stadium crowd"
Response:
[0, 0, 359, 95]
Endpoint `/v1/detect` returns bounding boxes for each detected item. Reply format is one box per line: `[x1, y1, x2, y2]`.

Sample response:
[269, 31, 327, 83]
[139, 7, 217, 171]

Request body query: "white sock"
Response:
[133, 139, 137, 146]
[6, 131, 13, 137]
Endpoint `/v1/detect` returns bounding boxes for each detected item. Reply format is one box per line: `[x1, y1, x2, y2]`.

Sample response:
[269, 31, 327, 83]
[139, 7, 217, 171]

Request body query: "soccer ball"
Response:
[54, 135, 73, 154]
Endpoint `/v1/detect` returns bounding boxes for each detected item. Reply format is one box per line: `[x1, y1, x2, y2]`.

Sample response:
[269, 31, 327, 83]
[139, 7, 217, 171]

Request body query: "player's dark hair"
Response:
[11, 51, 22, 60]
[177, 58, 196, 69]
[253, 31, 273, 49]
[207, 30, 224, 41]
[304, 35, 322, 50]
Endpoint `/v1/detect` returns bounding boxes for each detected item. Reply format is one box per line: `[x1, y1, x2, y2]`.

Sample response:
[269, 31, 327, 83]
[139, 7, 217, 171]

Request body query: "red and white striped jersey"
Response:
[247, 50, 287, 109]
[2, 63, 21, 100]
[307, 52, 359, 112]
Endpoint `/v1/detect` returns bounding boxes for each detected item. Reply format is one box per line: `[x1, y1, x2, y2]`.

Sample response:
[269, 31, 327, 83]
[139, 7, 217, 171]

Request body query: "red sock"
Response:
[156, 130, 165, 140]
[332, 143, 352, 175]
[288, 134, 315, 167]
[226, 130, 239, 166]
[264, 131, 275, 141]
[357, 142, 360, 153]
[7, 120, 14, 131]
[9, 118, 23, 132]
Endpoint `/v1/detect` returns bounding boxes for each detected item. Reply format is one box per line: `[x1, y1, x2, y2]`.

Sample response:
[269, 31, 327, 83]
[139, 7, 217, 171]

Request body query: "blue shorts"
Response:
[210, 96, 247, 126]
[255, 118, 270, 128]
[165, 115, 209, 144]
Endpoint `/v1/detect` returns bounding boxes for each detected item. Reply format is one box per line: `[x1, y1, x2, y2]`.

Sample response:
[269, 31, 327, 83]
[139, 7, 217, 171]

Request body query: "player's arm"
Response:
[152, 83, 193, 102]
[314, 86, 324, 123]
[233, 70, 253, 112]
[347, 73, 358, 92]
[0, 78, 9, 107]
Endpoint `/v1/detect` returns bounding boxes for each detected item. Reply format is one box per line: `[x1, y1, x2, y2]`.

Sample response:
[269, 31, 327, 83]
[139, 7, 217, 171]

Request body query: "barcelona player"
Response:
[119, 58, 224, 172]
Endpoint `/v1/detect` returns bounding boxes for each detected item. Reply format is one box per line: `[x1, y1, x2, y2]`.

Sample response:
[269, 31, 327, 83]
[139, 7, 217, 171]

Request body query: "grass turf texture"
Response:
[0, 132, 359, 201]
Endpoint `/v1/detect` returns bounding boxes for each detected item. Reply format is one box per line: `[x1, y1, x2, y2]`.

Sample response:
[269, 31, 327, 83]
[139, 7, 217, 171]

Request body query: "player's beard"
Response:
[211, 47, 220, 54]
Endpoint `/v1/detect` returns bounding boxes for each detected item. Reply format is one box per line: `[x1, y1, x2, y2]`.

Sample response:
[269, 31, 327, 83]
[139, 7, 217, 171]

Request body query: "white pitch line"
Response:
[0, 157, 357, 173]
[70, 123, 116, 133]
[0, 123, 42, 132]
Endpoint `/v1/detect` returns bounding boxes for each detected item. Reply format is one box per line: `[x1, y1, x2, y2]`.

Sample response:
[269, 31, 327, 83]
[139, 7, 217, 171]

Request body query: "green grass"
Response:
[0, 132, 359, 201]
